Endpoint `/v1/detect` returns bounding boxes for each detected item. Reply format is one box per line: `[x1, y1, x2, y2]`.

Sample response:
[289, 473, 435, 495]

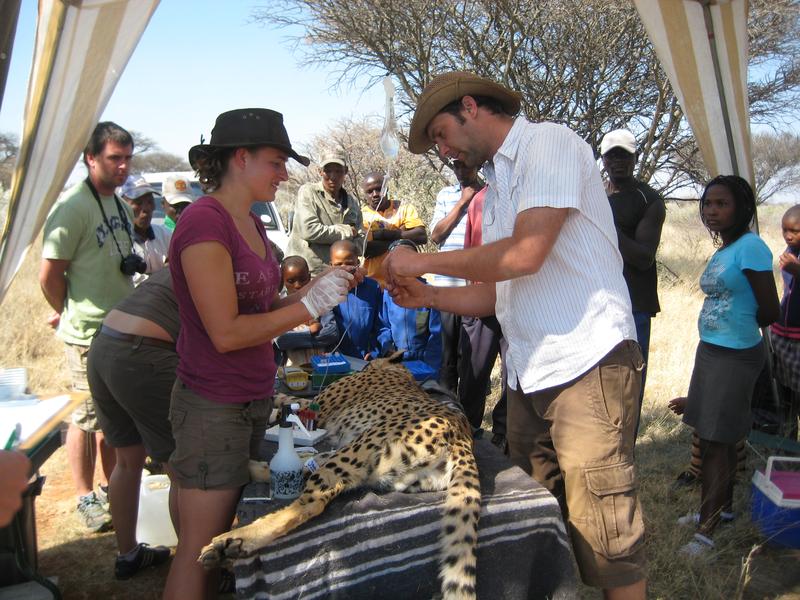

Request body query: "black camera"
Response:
[120, 254, 148, 276]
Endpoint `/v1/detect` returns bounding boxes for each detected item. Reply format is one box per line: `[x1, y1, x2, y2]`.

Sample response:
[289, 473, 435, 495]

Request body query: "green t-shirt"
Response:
[42, 181, 135, 345]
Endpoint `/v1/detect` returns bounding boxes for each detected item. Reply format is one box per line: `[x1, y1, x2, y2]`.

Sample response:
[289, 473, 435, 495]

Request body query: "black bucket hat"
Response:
[188, 108, 310, 168]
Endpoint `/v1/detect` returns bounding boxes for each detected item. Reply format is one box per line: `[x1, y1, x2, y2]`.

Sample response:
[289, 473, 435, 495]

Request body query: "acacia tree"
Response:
[275, 117, 447, 227]
[751, 131, 800, 203]
[253, 0, 798, 196]
[127, 130, 190, 173]
[0, 131, 18, 190]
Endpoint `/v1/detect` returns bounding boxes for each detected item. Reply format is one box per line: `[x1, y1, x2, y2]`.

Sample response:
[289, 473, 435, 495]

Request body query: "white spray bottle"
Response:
[270, 405, 304, 499]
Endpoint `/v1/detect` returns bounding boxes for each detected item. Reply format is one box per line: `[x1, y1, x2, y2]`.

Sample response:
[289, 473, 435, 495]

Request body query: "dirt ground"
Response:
[34, 446, 169, 600]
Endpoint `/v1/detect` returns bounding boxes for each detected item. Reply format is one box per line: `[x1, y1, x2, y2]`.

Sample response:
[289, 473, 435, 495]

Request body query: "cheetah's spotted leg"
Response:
[199, 449, 369, 568]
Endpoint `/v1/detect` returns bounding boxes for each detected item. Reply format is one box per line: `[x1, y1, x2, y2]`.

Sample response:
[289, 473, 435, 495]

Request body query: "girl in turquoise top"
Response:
[672, 175, 779, 556]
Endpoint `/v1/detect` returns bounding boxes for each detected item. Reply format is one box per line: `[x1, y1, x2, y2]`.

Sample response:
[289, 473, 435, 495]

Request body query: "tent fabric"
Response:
[633, 0, 753, 186]
[0, 0, 158, 305]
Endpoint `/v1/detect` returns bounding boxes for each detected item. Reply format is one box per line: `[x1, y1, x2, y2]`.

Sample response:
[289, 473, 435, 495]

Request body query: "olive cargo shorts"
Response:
[168, 378, 272, 490]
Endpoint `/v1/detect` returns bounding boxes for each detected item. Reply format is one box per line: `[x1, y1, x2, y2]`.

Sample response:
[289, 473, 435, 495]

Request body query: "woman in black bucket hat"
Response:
[163, 109, 363, 599]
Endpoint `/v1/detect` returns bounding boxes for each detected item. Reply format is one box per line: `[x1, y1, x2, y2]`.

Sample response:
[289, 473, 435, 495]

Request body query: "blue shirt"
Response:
[698, 232, 773, 349]
[377, 288, 442, 372]
[332, 277, 382, 359]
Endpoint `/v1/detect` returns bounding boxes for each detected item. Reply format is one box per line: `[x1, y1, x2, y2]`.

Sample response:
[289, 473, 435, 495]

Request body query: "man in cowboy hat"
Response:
[384, 72, 646, 599]
[286, 151, 363, 276]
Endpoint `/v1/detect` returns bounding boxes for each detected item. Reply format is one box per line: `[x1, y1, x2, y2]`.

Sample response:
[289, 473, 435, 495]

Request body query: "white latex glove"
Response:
[301, 268, 353, 319]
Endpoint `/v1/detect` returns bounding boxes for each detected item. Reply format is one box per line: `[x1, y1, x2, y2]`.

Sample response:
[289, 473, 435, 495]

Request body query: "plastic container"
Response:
[283, 367, 309, 391]
[402, 360, 437, 382]
[311, 370, 351, 389]
[311, 353, 351, 374]
[270, 406, 304, 499]
[751, 456, 800, 548]
[136, 474, 178, 547]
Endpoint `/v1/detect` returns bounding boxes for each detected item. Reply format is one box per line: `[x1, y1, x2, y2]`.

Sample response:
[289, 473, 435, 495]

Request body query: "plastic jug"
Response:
[135, 474, 178, 547]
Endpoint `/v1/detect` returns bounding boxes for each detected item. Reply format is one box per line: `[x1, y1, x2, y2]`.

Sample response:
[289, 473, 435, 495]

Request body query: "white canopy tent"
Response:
[0, 0, 158, 305]
[633, 0, 754, 187]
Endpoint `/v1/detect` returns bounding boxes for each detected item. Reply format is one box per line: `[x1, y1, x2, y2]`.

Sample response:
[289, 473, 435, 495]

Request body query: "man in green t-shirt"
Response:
[39, 121, 137, 533]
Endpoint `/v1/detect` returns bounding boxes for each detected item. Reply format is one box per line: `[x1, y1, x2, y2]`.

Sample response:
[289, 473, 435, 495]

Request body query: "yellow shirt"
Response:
[361, 201, 424, 287]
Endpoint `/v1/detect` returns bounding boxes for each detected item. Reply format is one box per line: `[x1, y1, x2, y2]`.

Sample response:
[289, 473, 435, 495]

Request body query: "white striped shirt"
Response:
[483, 118, 635, 393]
[429, 184, 468, 287]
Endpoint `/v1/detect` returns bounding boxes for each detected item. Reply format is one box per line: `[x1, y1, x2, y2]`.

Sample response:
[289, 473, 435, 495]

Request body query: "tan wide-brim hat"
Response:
[408, 71, 522, 154]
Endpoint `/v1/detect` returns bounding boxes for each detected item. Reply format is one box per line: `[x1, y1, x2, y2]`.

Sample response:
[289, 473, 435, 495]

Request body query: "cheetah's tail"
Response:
[438, 439, 481, 600]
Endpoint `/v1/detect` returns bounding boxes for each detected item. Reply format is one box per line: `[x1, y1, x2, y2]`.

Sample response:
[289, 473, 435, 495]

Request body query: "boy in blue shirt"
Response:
[377, 240, 442, 376]
[274, 255, 339, 365]
[329, 240, 382, 359]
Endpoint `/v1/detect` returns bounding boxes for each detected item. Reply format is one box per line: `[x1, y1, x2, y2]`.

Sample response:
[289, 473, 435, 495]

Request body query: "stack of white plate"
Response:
[0, 367, 29, 402]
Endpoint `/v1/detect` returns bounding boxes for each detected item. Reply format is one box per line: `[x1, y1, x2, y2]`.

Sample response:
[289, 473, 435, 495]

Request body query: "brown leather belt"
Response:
[100, 325, 176, 352]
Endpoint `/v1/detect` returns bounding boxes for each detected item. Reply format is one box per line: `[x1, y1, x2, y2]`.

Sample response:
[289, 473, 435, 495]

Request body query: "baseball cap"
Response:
[600, 129, 637, 155]
[119, 175, 159, 200]
[319, 152, 346, 168]
[162, 175, 197, 206]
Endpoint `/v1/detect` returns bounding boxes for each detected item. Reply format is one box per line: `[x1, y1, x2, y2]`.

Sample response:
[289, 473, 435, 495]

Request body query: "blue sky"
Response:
[0, 0, 387, 158]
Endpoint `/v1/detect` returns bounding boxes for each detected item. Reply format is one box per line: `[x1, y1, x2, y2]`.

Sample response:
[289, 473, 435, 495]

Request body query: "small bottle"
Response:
[308, 402, 320, 432]
[270, 405, 304, 500]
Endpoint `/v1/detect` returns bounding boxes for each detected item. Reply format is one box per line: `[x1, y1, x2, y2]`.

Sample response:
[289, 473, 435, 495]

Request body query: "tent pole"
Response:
[701, 2, 740, 176]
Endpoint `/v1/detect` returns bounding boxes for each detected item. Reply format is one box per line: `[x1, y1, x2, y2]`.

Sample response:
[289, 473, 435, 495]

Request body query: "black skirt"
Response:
[683, 340, 765, 444]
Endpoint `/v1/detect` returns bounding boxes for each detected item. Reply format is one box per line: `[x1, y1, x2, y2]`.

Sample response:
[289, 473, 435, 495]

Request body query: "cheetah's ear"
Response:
[385, 350, 405, 363]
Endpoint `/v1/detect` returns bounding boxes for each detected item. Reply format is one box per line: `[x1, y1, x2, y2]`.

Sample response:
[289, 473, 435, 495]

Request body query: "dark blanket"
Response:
[234, 440, 577, 599]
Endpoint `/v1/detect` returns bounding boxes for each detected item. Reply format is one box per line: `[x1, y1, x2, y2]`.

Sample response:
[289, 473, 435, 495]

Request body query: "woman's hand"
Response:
[301, 269, 353, 318]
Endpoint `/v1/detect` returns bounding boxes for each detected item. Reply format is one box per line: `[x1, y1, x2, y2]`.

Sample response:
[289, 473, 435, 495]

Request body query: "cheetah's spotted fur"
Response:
[199, 353, 481, 599]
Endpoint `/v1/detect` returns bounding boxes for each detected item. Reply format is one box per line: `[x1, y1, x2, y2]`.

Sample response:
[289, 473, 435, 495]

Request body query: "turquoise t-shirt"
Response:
[42, 181, 135, 345]
[698, 232, 773, 349]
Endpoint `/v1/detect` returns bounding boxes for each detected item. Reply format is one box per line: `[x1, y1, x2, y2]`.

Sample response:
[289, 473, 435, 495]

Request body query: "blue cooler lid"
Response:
[403, 360, 437, 381]
[311, 353, 351, 374]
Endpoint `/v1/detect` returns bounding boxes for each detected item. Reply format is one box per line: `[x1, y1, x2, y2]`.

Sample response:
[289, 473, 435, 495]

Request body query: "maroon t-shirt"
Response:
[169, 196, 280, 403]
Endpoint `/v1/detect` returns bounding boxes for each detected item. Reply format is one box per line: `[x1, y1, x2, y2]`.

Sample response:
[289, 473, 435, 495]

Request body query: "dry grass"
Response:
[3, 203, 799, 599]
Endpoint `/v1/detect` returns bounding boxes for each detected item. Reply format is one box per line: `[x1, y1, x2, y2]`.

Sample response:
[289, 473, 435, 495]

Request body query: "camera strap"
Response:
[84, 177, 137, 258]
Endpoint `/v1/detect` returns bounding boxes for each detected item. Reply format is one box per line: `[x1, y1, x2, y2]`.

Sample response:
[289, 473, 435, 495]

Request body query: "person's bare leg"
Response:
[66, 424, 95, 497]
[97, 432, 117, 488]
[604, 578, 646, 600]
[109, 444, 147, 554]
[162, 487, 240, 600]
[165, 465, 179, 536]
[698, 439, 736, 536]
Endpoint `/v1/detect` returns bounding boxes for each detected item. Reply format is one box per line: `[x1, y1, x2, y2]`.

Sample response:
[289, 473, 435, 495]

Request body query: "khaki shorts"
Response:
[168, 378, 272, 490]
[64, 342, 100, 432]
[87, 333, 178, 462]
[506, 340, 646, 589]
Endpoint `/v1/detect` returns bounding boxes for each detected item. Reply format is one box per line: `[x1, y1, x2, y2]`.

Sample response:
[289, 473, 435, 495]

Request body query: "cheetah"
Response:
[199, 353, 481, 599]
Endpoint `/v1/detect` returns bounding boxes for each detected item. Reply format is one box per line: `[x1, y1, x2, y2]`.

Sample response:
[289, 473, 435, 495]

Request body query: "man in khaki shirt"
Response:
[286, 152, 364, 275]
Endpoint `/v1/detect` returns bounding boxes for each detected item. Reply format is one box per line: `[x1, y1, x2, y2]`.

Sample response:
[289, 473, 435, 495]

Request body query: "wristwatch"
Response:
[387, 239, 419, 253]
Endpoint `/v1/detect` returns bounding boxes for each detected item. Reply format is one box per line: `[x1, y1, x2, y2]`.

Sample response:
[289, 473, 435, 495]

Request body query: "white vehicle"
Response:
[141, 171, 289, 254]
